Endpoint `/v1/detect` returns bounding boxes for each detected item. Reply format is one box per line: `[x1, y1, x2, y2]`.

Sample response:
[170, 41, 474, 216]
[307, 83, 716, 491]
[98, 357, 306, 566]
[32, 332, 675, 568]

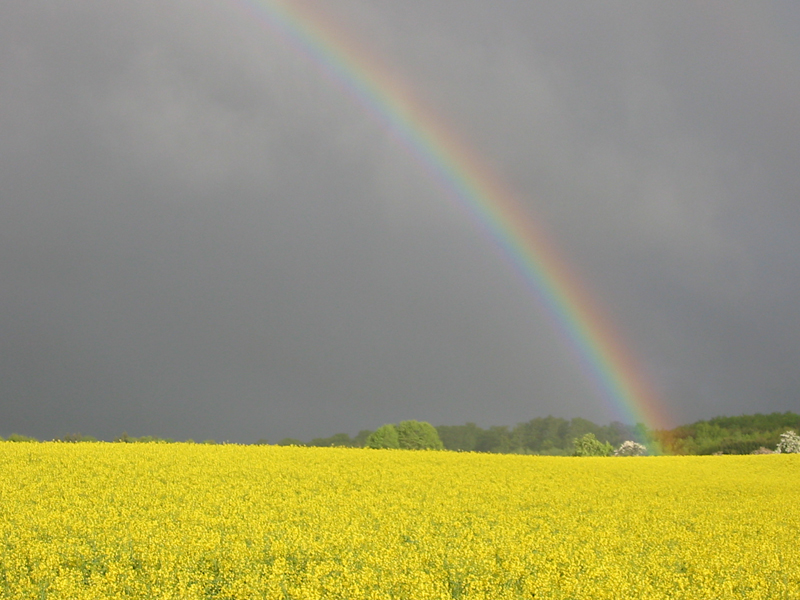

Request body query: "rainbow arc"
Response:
[233, 0, 669, 430]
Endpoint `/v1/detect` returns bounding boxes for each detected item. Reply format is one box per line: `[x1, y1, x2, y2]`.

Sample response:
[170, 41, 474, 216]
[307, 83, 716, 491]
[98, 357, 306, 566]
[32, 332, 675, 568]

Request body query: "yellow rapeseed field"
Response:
[0, 443, 797, 599]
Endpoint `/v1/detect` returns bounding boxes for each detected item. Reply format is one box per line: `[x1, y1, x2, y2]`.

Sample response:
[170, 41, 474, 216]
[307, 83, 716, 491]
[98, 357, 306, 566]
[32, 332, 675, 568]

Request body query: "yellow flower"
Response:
[0, 443, 797, 599]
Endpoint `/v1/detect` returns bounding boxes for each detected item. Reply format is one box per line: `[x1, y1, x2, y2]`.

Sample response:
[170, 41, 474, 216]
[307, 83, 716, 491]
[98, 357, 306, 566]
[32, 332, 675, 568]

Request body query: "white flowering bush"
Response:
[614, 440, 647, 456]
[776, 430, 800, 454]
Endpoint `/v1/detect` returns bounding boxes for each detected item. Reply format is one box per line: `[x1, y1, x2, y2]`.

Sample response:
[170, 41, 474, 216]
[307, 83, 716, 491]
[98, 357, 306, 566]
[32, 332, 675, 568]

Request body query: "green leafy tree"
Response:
[7, 433, 38, 442]
[277, 438, 304, 446]
[653, 412, 800, 455]
[61, 433, 98, 443]
[353, 429, 373, 447]
[310, 433, 355, 447]
[476, 425, 518, 453]
[514, 416, 601, 454]
[437, 423, 482, 451]
[572, 433, 613, 457]
[396, 420, 443, 450]
[366, 424, 399, 449]
[601, 421, 642, 448]
[565, 418, 599, 444]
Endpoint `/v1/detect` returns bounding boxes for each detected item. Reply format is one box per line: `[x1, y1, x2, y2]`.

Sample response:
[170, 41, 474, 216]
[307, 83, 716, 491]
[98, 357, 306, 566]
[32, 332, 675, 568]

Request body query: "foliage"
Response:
[572, 433, 613, 457]
[353, 429, 373, 447]
[309, 433, 357, 447]
[475, 425, 519, 453]
[436, 417, 642, 455]
[777, 430, 800, 454]
[61, 433, 99, 443]
[654, 412, 800, 455]
[436, 422, 482, 452]
[395, 420, 444, 450]
[113, 432, 176, 444]
[1, 444, 799, 599]
[295, 430, 375, 449]
[366, 421, 443, 450]
[716, 438, 776, 455]
[6, 433, 38, 442]
[366, 424, 399, 449]
[5, 410, 797, 455]
[275, 438, 303, 446]
[614, 440, 647, 456]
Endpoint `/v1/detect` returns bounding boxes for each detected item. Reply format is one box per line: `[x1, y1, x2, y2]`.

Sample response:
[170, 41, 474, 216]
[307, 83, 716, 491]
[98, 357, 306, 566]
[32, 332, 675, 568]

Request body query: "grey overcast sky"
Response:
[2, 1, 799, 442]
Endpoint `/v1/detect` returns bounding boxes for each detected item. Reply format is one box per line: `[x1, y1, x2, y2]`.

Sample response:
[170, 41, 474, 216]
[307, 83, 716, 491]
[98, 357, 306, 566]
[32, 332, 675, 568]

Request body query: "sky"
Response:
[2, 0, 799, 443]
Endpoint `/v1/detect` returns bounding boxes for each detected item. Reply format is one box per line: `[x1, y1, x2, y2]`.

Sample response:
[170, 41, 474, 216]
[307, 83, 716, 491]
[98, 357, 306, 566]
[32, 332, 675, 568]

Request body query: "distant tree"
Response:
[277, 438, 304, 446]
[61, 433, 98, 443]
[479, 425, 521, 453]
[396, 420, 443, 450]
[514, 416, 580, 454]
[437, 423, 482, 452]
[7, 433, 38, 442]
[654, 412, 800, 455]
[310, 433, 354, 447]
[776, 430, 800, 454]
[600, 421, 639, 448]
[353, 429, 373, 447]
[572, 433, 612, 457]
[366, 424, 399, 449]
[566, 417, 599, 444]
[202, 439, 216, 445]
[716, 438, 775, 455]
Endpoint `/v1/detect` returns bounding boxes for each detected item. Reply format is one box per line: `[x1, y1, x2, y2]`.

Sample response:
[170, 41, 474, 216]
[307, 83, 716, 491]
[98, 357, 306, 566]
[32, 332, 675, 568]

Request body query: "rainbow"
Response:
[232, 0, 669, 431]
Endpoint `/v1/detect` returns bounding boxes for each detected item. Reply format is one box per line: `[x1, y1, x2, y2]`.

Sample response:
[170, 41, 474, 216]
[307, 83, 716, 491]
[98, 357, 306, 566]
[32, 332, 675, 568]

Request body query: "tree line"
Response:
[2, 411, 798, 455]
[651, 411, 800, 455]
[303, 412, 800, 455]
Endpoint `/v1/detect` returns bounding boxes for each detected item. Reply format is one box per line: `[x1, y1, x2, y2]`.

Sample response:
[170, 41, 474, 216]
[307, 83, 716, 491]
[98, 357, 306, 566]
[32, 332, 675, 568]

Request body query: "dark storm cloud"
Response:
[1, 1, 799, 442]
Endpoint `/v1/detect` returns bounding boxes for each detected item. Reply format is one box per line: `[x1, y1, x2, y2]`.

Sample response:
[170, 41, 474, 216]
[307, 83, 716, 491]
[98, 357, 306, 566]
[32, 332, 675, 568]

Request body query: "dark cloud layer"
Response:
[2, 1, 799, 442]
